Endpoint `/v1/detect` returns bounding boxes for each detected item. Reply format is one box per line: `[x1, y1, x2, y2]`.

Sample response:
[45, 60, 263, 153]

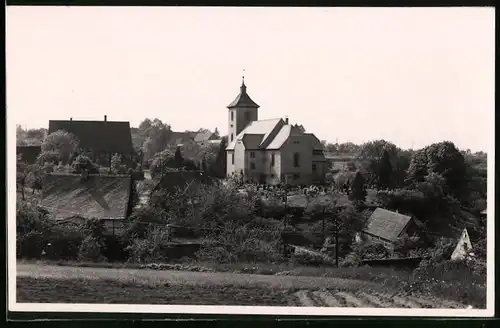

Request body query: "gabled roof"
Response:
[227, 82, 260, 109]
[226, 118, 283, 150]
[41, 173, 132, 220]
[48, 120, 133, 153]
[154, 170, 213, 194]
[169, 131, 197, 145]
[363, 208, 413, 242]
[266, 125, 291, 149]
[194, 131, 217, 143]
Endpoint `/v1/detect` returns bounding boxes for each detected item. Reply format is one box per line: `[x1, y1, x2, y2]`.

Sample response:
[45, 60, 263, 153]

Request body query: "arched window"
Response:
[293, 153, 300, 167]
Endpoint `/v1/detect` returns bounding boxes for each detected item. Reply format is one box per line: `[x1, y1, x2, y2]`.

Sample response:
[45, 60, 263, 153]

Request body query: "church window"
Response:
[312, 164, 317, 172]
[271, 153, 275, 167]
[293, 153, 300, 167]
[231, 133, 234, 141]
[250, 151, 255, 158]
[250, 162, 256, 170]
[231, 111, 234, 121]
[231, 153, 234, 165]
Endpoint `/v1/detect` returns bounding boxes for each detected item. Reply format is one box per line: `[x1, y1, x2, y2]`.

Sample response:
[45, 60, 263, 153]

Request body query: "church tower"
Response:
[227, 76, 260, 143]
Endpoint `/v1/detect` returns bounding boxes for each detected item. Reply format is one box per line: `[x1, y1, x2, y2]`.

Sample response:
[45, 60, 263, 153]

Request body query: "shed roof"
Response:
[48, 120, 133, 153]
[41, 173, 132, 220]
[363, 208, 413, 242]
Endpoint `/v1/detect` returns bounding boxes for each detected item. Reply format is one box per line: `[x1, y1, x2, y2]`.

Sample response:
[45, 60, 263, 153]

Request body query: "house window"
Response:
[231, 153, 234, 165]
[312, 164, 317, 172]
[231, 133, 234, 141]
[231, 111, 234, 121]
[271, 153, 275, 167]
[293, 153, 300, 167]
[250, 162, 256, 170]
[250, 151, 255, 158]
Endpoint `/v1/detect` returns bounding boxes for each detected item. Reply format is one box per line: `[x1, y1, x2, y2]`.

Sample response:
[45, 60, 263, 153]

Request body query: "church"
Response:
[225, 78, 327, 185]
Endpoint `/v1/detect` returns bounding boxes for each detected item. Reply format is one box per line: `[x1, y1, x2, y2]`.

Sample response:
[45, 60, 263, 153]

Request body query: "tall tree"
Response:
[174, 146, 184, 167]
[349, 171, 367, 203]
[378, 150, 393, 189]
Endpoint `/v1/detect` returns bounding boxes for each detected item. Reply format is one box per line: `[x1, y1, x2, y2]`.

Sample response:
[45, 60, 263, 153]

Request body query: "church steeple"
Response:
[241, 75, 247, 94]
[227, 76, 259, 109]
[227, 75, 260, 143]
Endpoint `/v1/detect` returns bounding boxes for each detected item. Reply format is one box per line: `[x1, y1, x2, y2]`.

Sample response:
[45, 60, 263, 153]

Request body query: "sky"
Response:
[6, 6, 495, 152]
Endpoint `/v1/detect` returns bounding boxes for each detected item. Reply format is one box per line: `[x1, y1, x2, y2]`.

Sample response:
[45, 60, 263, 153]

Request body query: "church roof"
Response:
[227, 80, 260, 109]
[226, 118, 283, 150]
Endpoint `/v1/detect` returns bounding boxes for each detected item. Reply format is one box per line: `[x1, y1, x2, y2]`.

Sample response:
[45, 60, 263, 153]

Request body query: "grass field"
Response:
[16, 263, 476, 308]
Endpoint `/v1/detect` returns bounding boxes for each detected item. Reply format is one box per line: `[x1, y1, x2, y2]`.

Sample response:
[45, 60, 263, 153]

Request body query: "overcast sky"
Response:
[6, 6, 494, 151]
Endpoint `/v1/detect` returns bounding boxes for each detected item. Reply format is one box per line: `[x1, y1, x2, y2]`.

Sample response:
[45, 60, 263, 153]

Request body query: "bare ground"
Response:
[16, 263, 467, 308]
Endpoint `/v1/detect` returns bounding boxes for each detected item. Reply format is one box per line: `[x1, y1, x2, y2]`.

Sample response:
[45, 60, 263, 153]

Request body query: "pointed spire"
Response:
[241, 69, 247, 94]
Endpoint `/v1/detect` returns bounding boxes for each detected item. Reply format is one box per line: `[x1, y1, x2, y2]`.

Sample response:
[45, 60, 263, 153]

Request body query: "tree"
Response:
[71, 155, 97, 174]
[214, 137, 227, 178]
[213, 127, 220, 139]
[149, 149, 177, 178]
[140, 118, 172, 164]
[378, 150, 393, 189]
[174, 146, 184, 167]
[349, 171, 367, 203]
[357, 140, 399, 189]
[110, 153, 127, 174]
[17, 155, 29, 200]
[406, 141, 467, 198]
[41, 130, 79, 164]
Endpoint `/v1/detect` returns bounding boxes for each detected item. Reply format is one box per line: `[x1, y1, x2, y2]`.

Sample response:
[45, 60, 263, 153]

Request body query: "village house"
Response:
[356, 208, 422, 247]
[48, 116, 135, 167]
[40, 173, 134, 235]
[225, 78, 327, 185]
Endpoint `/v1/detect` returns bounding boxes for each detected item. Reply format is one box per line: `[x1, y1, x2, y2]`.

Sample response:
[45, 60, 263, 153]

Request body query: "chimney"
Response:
[285, 116, 289, 124]
[104, 115, 107, 122]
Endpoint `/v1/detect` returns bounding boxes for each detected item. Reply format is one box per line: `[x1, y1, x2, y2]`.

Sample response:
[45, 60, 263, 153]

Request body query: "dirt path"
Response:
[16, 263, 467, 308]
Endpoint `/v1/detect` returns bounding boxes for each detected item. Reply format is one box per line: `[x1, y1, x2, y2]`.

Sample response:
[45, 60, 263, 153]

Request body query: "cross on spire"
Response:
[242, 68, 246, 85]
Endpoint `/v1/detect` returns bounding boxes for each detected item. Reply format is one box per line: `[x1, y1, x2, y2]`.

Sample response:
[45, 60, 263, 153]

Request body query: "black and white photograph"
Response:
[7, 6, 495, 317]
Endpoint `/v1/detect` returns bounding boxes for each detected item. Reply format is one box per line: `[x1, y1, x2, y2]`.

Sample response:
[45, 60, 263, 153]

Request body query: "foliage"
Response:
[78, 236, 107, 262]
[125, 226, 171, 263]
[174, 147, 183, 167]
[195, 220, 283, 264]
[406, 141, 467, 199]
[349, 171, 367, 202]
[139, 118, 172, 164]
[41, 130, 79, 164]
[149, 149, 177, 178]
[110, 153, 128, 174]
[36, 151, 61, 166]
[71, 155, 98, 174]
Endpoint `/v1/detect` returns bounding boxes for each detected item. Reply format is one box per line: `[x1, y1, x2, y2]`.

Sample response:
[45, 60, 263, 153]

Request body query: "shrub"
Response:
[44, 223, 87, 260]
[71, 155, 98, 174]
[78, 236, 106, 262]
[125, 226, 171, 263]
[17, 230, 44, 259]
[195, 221, 284, 264]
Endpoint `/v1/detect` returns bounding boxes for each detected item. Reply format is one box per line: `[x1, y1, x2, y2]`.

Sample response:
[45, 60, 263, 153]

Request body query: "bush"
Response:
[44, 223, 87, 260]
[125, 226, 171, 263]
[71, 155, 98, 174]
[17, 230, 45, 259]
[78, 236, 106, 262]
[195, 221, 284, 264]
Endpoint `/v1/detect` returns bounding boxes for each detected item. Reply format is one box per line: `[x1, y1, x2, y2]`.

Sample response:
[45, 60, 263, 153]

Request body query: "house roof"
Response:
[194, 131, 216, 143]
[266, 125, 291, 149]
[227, 81, 260, 109]
[16, 145, 42, 164]
[41, 173, 132, 220]
[169, 131, 197, 145]
[154, 170, 213, 194]
[363, 208, 413, 242]
[48, 120, 133, 153]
